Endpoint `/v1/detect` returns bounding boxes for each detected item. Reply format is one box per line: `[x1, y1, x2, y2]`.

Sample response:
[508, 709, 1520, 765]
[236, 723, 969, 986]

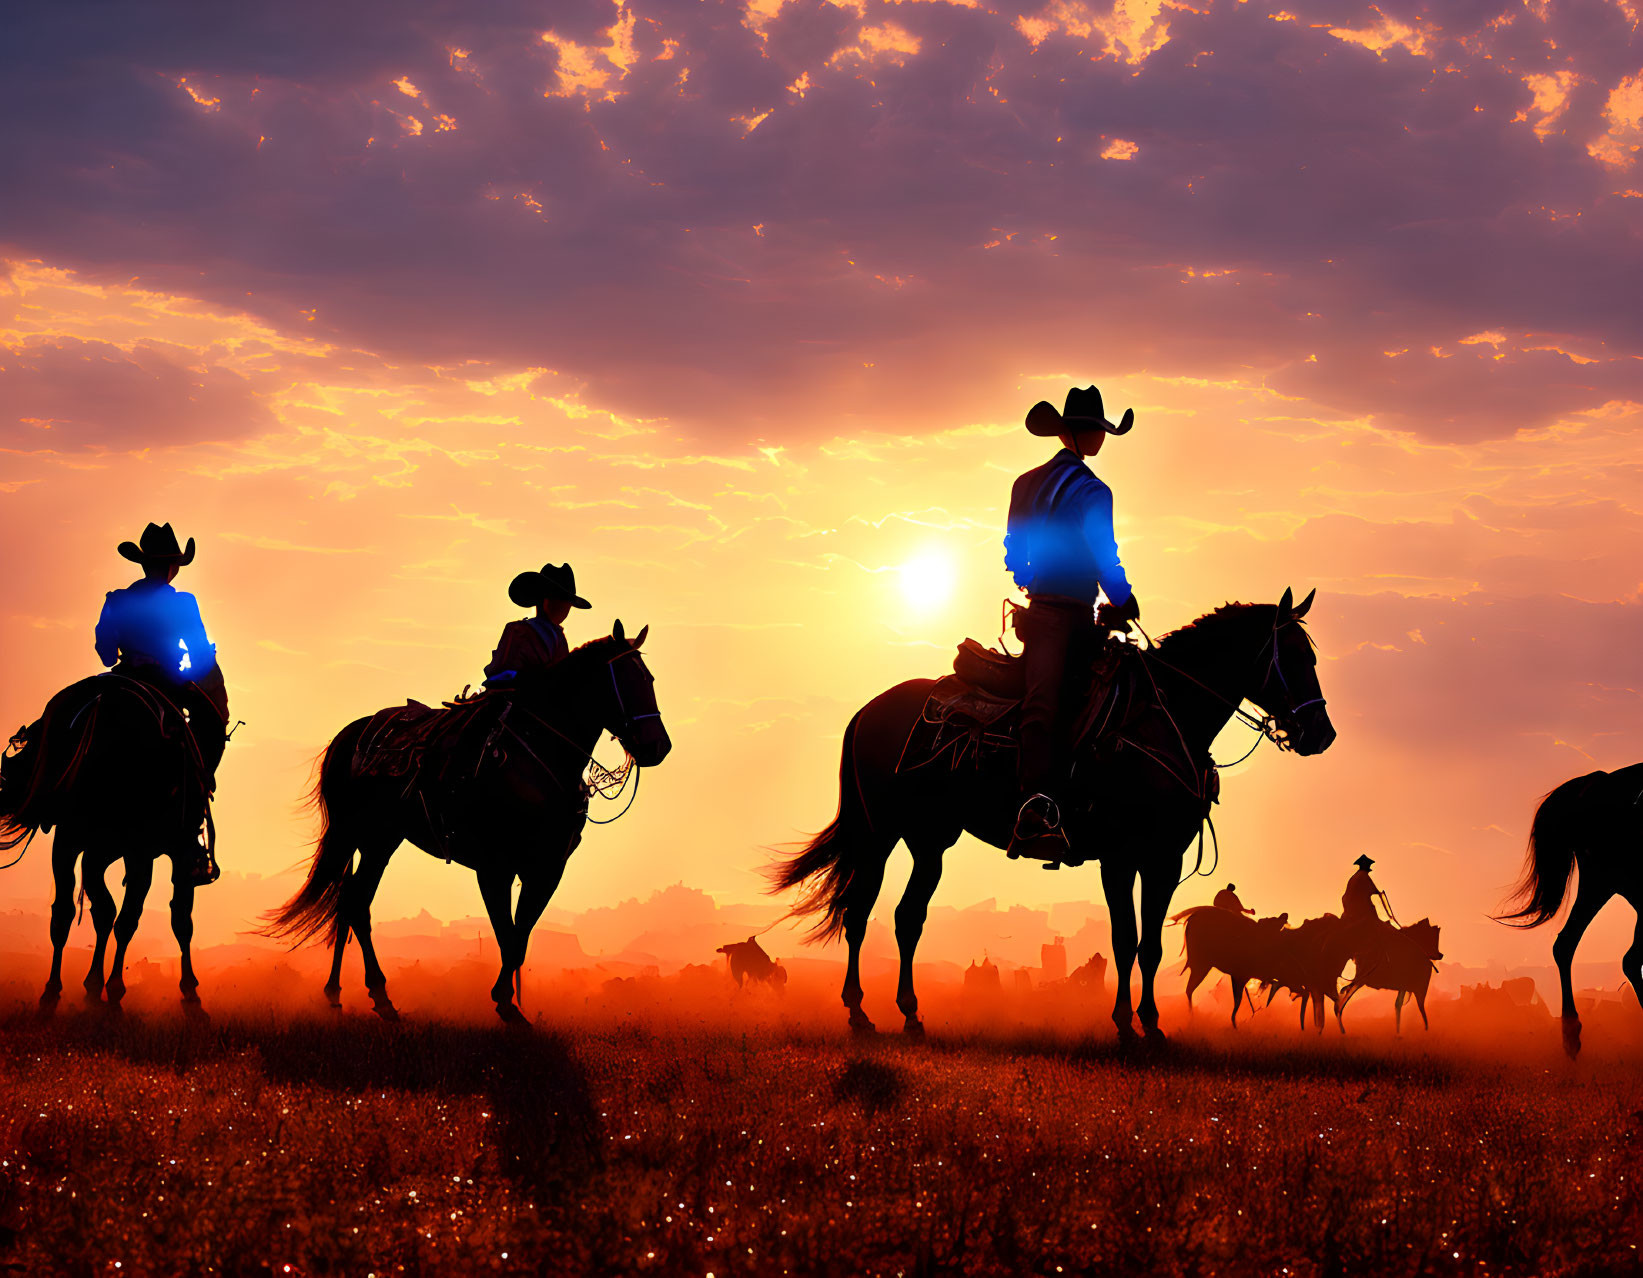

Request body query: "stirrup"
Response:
[1009, 795, 1069, 863]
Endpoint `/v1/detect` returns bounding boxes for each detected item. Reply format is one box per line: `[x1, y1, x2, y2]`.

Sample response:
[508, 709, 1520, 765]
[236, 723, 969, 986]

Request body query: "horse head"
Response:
[605, 619, 672, 767]
[1406, 918, 1443, 961]
[1251, 587, 1337, 757]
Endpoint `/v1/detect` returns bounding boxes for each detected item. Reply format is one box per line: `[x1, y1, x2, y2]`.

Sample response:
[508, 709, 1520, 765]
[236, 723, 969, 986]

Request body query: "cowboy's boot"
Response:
[1008, 794, 1073, 868]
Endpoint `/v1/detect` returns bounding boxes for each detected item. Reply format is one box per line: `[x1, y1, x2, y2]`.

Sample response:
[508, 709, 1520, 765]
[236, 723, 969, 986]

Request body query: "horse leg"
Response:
[325, 908, 350, 1009]
[894, 838, 950, 1037]
[42, 843, 78, 1008]
[1394, 990, 1405, 1036]
[83, 862, 117, 1000]
[1135, 858, 1175, 1039]
[1101, 860, 1139, 1041]
[1553, 878, 1608, 1059]
[105, 855, 155, 1005]
[1230, 980, 1244, 1029]
[1414, 988, 1429, 1031]
[1620, 911, 1643, 1017]
[1183, 964, 1207, 1012]
[169, 869, 200, 1004]
[343, 841, 397, 1020]
[500, 860, 569, 1024]
[478, 867, 523, 1023]
[841, 852, 890, 1036]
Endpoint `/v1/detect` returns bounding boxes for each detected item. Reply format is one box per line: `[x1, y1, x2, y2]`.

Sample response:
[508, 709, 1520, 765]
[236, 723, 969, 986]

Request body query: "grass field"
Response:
[2, 997, 1641, 1277]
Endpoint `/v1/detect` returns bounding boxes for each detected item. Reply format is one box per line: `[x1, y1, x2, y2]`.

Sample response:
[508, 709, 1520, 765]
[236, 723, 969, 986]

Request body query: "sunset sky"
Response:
[3, 0, 1642, 968]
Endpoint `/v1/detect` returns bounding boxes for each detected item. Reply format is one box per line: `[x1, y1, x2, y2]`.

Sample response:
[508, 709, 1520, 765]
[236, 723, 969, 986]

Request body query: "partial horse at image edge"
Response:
[1498, 763, 1643, 1057]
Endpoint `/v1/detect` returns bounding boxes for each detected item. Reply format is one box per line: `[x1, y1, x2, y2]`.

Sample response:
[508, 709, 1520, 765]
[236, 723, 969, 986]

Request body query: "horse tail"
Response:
[260, 725, 360, 946]
[0, 693, 101, 854]
[765, 709, 879, 944]
[1498, 771, 1606, 928]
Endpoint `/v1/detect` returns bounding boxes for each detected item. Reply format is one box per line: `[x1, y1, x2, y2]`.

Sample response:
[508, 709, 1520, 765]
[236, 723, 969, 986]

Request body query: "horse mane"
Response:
[565, 633, 631, 663]
[1153, 602, 1276, 665]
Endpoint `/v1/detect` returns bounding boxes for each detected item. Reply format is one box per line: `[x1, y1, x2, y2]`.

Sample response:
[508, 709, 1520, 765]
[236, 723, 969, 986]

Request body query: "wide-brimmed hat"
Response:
[117, 522, 196, 567]
[1025, 386, 1135, 438]
[1353, 854, 1376, 871]
[509, 562, 591, 610]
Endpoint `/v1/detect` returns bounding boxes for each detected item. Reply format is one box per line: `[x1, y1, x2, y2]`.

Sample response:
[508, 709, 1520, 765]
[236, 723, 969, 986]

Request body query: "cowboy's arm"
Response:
[1081, 484, 1134, 609]
[175, 592, 218, 676]
[93, 593, 121, 667]
[1003, 473, 1032, 586]
[484, 622, 534, 685]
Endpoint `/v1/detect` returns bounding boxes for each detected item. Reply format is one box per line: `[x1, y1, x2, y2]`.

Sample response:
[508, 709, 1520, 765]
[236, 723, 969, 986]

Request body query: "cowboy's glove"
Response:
[1097, 595, 1141, 631]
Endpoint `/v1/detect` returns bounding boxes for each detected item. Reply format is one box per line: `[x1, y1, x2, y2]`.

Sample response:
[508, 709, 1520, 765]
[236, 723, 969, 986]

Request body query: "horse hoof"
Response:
[1143, 1024, 1167, 1043]
[903, 1018, 925, 1040]
[39, 986, 61, 1008]
[496, 1003, 528, 1026]
[182, 1001, 211, 1025]
[849, 1014, 877, 1037]
[1562, 1018, 1582, 1059]
[180, 986, 201, 1006]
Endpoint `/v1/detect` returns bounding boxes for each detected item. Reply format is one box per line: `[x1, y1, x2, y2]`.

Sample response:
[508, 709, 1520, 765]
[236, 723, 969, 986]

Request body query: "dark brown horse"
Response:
[1, 675, 212, 1009]
[771, 590, 1336, 1041]
[1500, 764, 1643, 1057]
[1336, 919, 1442, 1034]
[263, 623, 670, 1022]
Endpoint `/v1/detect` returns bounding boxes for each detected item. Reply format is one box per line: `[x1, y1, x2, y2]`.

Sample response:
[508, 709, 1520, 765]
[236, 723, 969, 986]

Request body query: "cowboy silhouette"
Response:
[1003, 386, 1140, 861]
[94, 522, 229, 884]
[1214, 883, 1255, 915]
[484, 562, 590, 687]
[1341, 854, 1385, 927]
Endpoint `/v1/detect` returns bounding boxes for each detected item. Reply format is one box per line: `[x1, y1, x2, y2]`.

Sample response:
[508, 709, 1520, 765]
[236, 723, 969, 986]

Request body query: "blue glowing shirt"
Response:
[1004, 448, 1132, 606]
[93, 578, 217, 682]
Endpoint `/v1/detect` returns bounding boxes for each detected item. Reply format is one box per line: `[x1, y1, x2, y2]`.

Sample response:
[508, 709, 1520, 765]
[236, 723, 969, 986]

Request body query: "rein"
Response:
[497, 648, 654, 825]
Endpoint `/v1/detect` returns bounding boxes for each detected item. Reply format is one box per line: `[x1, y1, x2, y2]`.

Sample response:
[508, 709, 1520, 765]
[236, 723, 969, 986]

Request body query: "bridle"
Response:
[1135, 613, 1324, 758]
[606, 647, 661, 741]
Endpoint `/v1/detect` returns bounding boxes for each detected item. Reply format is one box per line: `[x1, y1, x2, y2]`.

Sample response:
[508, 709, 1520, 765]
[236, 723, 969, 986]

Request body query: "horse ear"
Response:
[1294, 588, 1316, 619]
[633, 624, 649, 649]
[612, 618, 625, 642]
[1277, 587, 1294, 621]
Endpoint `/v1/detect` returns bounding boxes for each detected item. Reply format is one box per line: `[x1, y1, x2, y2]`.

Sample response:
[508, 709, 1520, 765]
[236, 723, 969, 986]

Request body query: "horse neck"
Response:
[1150, 610, 1270, 751]
[522, 651, 609, 756]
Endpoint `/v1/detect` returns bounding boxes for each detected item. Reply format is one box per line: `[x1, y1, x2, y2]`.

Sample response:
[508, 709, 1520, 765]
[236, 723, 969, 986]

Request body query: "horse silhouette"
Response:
[1499, 764, 1643, 1056]
[1175, 906, 1291, 1026]
[1337, 919, 1442, 1034]
[770, 590, 1335, 1042]
[263, 623, 670, 1022]
[717, 936, 787, 989]
[1, 675, 213, 1009]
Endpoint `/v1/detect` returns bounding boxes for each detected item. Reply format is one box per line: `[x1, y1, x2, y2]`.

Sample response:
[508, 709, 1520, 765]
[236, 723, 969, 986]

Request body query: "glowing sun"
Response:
[900, 549, 957, 611]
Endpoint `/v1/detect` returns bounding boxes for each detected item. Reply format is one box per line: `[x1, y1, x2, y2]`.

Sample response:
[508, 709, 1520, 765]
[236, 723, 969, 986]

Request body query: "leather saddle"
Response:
[353, 696, 498, 781]
[897, 638, 1133, 775]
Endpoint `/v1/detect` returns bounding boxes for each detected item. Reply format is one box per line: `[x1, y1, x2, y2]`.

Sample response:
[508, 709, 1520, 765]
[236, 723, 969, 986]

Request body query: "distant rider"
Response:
[484, 562, 590, 687]
[94, 522, 228, 884]
[1003, 386, 1140, 862]
[1214, 883, 1255, 915]
[1341, 854, 1386, 927]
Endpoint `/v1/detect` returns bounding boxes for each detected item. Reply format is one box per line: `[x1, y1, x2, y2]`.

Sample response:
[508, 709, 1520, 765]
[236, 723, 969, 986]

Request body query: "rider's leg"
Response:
[1012, 601, 1076, 858]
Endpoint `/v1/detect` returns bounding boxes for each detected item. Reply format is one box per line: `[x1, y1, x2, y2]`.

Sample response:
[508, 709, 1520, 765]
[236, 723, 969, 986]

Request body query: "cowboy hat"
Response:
[117, 522, 196, 567]
[509, 562, 591, 609]
[1025, 386, 1135, 438]
[1353, 854, 1375, 871]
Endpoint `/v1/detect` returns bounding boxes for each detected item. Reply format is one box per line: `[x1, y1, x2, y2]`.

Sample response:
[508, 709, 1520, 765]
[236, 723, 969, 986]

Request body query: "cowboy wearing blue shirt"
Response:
[94, 522, 229, 884]
[1004, 386, 1140, 862]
